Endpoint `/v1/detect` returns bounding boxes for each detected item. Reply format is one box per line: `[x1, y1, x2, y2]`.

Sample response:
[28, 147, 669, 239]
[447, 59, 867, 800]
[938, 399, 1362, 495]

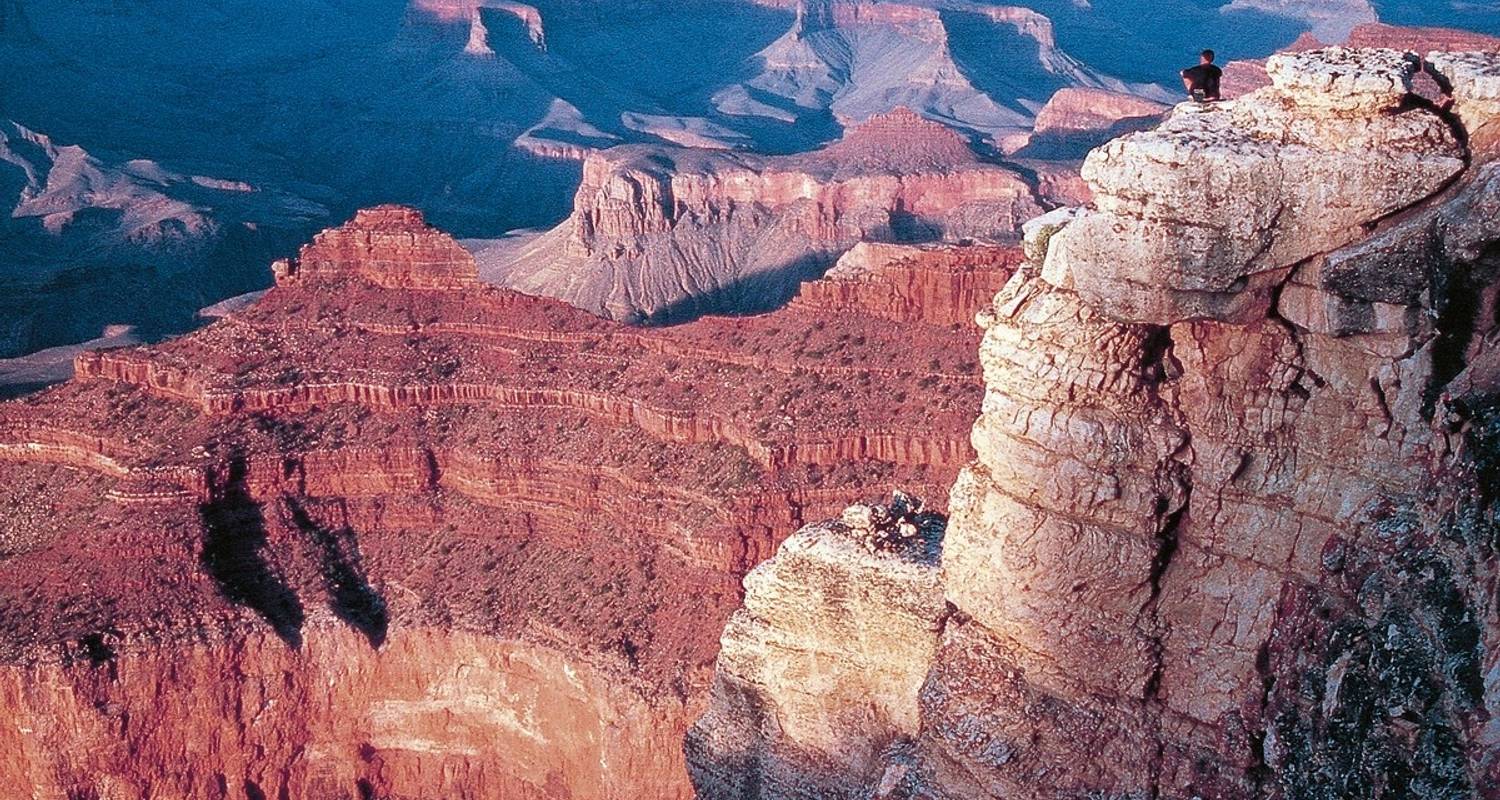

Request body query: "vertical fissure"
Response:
[1142, 492, 1189, 800]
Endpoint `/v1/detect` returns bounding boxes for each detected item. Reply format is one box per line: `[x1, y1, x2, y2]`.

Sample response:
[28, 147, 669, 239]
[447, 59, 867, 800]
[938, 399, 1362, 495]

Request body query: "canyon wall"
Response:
[0, 205, 1015, 797]
[691, 47, 1500, 800]
[485, 109, 1051, 323]
[0, 629, 693, 800]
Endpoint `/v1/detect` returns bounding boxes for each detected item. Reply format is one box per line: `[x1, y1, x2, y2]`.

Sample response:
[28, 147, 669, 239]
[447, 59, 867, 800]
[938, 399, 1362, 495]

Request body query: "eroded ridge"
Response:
[691, 47, 1500, 800]
[487, 108, 1055, 323]
[0, 208, 1017, 798]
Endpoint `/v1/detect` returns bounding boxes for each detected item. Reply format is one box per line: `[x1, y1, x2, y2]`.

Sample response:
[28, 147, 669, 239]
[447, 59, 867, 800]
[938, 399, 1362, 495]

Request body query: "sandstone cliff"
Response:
[0, 206, 1015, 798]
[484, 109, 1051, 323]
[688, 494, 948, 798]
[691, 47, 1500, 800]
[1010, 87, 1170, 160]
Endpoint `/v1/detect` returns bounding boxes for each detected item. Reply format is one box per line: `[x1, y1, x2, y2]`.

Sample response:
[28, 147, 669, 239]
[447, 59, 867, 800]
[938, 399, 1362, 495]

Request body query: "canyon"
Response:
[0, 0, 1337, 361]
[481, 108, 1056, 322]
[0, 204, 1019, 798]
[0, 120, 324, 359]
[689, 46, 1500, 800]
[1, 3, 1499, 799]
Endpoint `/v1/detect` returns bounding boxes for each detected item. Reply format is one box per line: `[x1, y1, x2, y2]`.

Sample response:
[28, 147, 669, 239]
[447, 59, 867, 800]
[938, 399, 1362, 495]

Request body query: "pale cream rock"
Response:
[687, 512, 946, 798]
[1427, 51, 1500, 131]
[1021, 205, 1079, 268]
[1045, 48, 1464, 325]
[1266, 47, 1419, 113]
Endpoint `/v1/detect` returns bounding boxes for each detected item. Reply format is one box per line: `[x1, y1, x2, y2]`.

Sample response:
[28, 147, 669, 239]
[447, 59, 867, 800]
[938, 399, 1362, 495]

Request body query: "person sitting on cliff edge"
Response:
[1181, 49, 1223, 102]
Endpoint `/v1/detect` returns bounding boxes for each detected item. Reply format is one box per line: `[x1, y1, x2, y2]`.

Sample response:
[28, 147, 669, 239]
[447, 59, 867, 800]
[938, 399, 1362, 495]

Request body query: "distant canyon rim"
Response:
[7, 0, 1489, 363]
[1, 3, 1500, 800]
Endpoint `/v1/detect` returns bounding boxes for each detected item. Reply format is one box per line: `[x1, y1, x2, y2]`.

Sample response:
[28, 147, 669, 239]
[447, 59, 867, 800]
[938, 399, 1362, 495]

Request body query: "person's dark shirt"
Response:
[1182, 63, 1223, 99]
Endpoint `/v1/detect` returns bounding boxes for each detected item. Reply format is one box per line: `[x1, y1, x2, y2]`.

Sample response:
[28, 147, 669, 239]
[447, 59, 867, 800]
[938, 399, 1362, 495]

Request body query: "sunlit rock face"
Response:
[0, 205, 1016, 798]
[687, 494, 948, 799]
[1011, 87, 1171, 159]
[692, 48, 1500, 800]
[486, 110, 1050, 323]
[273, 205, 480, 290]
[0, 629, 697, 800]
[1427, 51, 1500, 132]
[1044, 47, 1466, 325]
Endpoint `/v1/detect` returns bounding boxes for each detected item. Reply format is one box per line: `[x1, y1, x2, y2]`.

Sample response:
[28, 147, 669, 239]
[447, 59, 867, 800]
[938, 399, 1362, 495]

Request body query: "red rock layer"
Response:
[789, 242, 1024, 326]
[273, 205, 479, 290]
[1031, 88, 1170, 136]
[0, 208, 1019, 798]
[819, 107, 981, 173]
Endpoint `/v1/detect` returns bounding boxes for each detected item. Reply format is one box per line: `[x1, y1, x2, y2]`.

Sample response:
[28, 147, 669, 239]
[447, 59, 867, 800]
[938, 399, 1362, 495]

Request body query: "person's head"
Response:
[1201, 49, 1216, 64]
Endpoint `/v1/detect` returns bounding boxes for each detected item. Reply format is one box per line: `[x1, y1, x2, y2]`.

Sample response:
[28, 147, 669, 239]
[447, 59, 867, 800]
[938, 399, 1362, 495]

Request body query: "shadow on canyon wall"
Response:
[198, 457, 307, 648]
[283, 497, 389, 649]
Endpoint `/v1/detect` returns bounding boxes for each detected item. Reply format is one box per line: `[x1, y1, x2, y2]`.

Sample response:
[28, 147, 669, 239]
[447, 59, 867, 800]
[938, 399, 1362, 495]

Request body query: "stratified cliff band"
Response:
[0, 205, 1015, 798]
[689, 46, 1500, 800]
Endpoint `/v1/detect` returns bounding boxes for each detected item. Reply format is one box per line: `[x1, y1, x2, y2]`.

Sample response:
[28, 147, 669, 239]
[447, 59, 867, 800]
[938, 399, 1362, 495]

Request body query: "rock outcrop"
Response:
[1427, 51, 1500, 132]
[1220, 24, 1500, 100]
[687, 493, 947, 799]
[691, 47, 1500, 800]
[787, 242, 1024, 327]
[485, 109, 1051, 322]
[273, 205, 479, 290]
[1012, 87, 1170, 159]
[1044, 48, 1466, 324]
[0, 206, 1016, 798]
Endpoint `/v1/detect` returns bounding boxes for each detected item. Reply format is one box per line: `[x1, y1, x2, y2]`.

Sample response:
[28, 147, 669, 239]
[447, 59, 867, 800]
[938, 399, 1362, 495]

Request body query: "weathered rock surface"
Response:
[788, 242, 1024, 327]
[274, 205, 479, 290]
[1045, 47, 1466, 324]
[1221, 24, 1500, 104]
[0, 628, 694, 800]
[687, 494, 947, 799]
[1429, 51, 1500, 132]
[691, 48, 1500, 800]
[484, 109, 1051, 322]
[0, 207, 1017, 797]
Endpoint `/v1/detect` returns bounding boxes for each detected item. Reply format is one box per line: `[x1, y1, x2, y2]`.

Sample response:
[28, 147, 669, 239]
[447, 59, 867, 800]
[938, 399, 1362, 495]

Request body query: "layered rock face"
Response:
[724, 0, 1168, 146]
[788, 242, 1024, 327]
[274, 205, 479, 289]
[0, 206, 1015, 798]
[688, 494, 948, 798]
[1045, 48, 1467, 324]
[692, 48, 1500, 800]
[484, 109, 1050, 322]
